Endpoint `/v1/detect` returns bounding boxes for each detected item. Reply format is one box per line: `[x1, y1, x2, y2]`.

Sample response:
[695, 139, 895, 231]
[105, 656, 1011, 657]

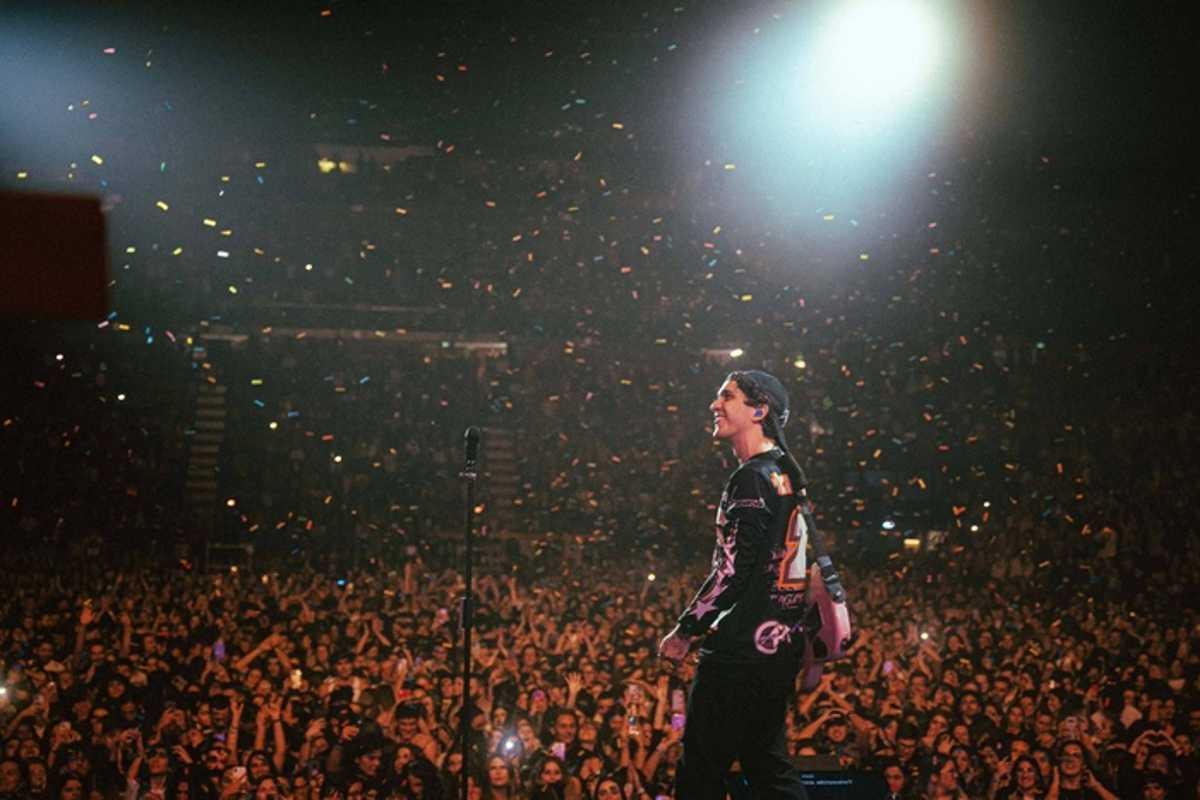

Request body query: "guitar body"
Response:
[799, 560, 854, 690]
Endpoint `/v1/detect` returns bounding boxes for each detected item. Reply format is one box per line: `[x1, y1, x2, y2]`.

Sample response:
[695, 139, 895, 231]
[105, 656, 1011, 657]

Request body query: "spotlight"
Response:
[808, 0, 945, 128]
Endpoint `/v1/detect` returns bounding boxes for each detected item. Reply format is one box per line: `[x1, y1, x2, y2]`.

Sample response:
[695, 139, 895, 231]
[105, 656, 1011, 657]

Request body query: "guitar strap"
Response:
[790, 462, 847, 605]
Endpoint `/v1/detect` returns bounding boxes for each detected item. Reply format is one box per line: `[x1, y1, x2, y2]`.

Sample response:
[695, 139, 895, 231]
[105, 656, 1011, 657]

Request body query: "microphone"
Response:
[464, 427, 481, 469]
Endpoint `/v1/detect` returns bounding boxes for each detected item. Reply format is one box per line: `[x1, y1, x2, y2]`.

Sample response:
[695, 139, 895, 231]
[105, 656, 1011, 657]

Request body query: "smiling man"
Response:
[658, 369, 811, 799]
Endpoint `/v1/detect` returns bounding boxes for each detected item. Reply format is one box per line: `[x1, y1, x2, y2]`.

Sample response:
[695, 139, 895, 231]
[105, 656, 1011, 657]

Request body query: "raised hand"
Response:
[304, 718, 326, 742]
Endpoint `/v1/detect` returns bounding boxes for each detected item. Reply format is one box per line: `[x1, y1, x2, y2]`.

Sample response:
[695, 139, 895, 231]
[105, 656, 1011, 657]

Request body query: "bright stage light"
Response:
[807, 0, 945, 130]
[806, 0, 945, 130]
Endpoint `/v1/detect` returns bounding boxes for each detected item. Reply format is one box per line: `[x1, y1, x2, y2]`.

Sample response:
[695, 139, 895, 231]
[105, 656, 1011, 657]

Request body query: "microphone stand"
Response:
[459, 427, 480, 800]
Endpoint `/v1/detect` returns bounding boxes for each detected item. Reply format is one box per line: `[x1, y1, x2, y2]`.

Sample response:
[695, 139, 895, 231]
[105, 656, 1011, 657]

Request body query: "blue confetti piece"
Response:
[286, 410, 300, 418]
[256, 176, 264, 184]
[359, 376, 370, 384]
[107, 311, 118, 320]
[145, 336, 154, 345]
[253, 399, 265, 408]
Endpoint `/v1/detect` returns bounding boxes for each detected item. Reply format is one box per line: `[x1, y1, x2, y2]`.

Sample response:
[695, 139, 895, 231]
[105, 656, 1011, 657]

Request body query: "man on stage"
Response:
[659, 370, 811, 799]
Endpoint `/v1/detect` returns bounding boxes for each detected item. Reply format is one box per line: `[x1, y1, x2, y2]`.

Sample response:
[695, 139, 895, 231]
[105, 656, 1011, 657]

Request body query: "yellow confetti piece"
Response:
[227, 285, 238, 294]
[16, 171, 28, 180]
[254, 161, 267, 168]
[723, 163, 736, 171]
[91, 155, 104, 165]
[859, 253, 870, 260]
[394, 207, 408, 215]
[156, 200, 169, 211]
[203, 218, 217, 227]
[172, 247, 183, 256]
[822, 214, 835, 221]
[611, 122, 625, 130]
[125, 246, 136, 254]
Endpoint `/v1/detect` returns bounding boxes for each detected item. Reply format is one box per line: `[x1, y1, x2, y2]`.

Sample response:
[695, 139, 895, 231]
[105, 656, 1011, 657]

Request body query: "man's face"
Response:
[18, 738, 40, 760]
[710, 380, 762, 441]
[554, 713, 577, 744]
[884, 766, 905, 792]
[397, 716, 418, 739]
[1060, 745, 1085, 778]
[205, 746, 229, 772]
[147, 747, 171, 776]
[0, 760, 21, 791]
[356, 750, 382, 777]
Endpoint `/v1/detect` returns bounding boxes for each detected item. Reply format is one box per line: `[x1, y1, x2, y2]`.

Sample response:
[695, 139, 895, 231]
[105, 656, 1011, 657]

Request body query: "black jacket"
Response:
[677, 448, 811, 665]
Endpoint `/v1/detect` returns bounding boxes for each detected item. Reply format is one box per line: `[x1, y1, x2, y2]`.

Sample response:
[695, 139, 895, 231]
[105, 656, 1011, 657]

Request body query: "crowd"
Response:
[3, 139, 1198, 800]
[4, 2, 1197, 796]
[1, 422, 1198, 800]
[5, 36, 1199, 797]
[3, 296, 1199, 800]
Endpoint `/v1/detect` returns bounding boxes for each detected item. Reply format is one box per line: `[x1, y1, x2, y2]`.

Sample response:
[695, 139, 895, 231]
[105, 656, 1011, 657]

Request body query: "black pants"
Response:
[675, 658, 809, 800]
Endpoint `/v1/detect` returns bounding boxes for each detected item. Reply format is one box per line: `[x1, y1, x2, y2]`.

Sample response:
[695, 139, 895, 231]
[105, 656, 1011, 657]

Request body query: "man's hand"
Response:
[657, 626, 694, 663]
